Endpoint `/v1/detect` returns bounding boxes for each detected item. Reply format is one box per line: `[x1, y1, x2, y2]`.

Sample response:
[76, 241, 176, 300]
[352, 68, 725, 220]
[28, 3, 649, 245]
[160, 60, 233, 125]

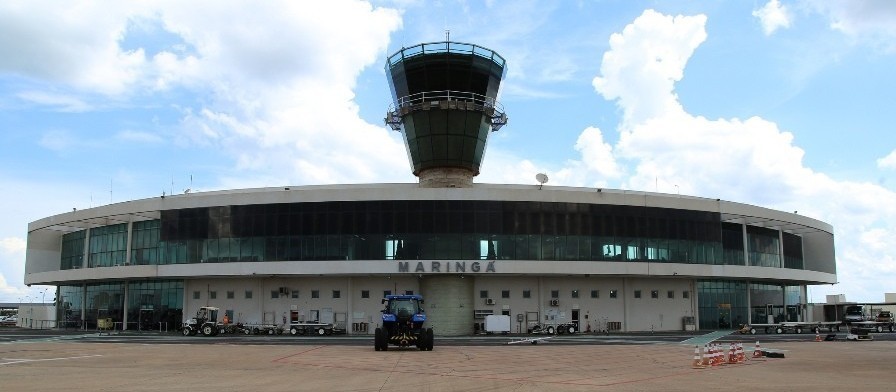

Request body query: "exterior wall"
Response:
[181, 275, 695, 334]
[23, 184, 838, 333]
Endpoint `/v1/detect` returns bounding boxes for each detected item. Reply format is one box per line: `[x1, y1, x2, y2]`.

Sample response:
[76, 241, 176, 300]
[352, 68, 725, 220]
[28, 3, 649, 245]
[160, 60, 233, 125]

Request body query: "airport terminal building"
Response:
[23, 41, 836, 335]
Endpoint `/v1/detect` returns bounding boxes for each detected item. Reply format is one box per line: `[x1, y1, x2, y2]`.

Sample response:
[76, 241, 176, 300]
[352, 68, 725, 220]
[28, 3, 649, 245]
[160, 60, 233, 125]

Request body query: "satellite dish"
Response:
[536, 173, 548, 189]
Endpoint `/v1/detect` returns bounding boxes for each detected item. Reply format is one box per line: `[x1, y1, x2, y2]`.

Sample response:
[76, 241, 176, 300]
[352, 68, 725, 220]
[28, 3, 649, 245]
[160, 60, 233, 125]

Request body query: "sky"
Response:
[1, 0, 895, 304]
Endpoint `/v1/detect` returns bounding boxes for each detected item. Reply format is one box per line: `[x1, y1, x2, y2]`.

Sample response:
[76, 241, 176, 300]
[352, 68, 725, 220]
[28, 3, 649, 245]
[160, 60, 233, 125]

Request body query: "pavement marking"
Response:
[0, 354, 102, 366]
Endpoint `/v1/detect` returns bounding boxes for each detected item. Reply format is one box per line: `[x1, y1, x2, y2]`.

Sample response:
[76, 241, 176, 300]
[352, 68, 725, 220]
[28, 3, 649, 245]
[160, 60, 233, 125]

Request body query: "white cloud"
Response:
[877, 149, 896, 170]
[115, 130, 165, 144]
[579, 8, 896, 301]
[593, 10, 706, 126]
[0, 2, 149, 95]
[0, 237, 25, 254]
[807, 0, 896, 52]
[16, 91, 92, 112]
[753, 0, 792, 36]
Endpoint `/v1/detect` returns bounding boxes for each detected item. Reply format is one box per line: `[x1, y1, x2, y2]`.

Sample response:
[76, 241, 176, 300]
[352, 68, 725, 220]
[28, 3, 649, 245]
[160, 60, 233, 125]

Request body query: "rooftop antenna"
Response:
[536, 173, 549, 190]
[445, 29, 450, 42]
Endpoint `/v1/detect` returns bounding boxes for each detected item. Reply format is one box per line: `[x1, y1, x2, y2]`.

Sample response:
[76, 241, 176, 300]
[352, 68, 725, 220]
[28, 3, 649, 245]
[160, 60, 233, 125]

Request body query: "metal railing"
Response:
[385, 90, 508, 131]
[387, 41, 505, 68]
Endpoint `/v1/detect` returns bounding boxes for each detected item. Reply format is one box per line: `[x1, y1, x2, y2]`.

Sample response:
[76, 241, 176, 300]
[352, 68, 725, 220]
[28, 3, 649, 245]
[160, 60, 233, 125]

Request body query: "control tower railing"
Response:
[385, 90, 508, 132]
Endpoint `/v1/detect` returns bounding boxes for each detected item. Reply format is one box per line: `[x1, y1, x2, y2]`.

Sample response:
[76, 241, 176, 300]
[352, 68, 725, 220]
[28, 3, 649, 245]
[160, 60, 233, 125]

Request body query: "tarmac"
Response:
[1, 334, 893, 391]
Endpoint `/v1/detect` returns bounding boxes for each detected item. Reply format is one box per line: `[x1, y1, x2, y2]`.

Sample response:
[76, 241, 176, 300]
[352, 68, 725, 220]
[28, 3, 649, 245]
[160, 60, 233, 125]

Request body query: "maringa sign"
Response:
[397, 261, 497, 273]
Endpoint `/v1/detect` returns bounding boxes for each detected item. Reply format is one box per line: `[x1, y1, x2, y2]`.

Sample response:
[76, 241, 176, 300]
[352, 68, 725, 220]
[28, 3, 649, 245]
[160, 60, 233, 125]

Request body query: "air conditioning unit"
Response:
[549, 299, 560, 306]
[279, 287, 289, 295]
[485, 298, 495, 305]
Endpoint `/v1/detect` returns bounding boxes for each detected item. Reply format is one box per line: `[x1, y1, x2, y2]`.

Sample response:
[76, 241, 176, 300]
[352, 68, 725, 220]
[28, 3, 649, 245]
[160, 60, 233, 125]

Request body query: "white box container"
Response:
[484, 315, 511, 333]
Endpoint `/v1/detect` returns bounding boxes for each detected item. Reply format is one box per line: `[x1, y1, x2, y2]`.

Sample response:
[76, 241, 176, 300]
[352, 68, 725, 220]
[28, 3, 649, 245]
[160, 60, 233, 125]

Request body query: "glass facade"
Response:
[60, 230, 85, 270]
[782, 232, 804, 269]
[747, 226, 781, 268]
[697, 280, 748, 330]
[56, 281, 183, 330]
[131, 220, 160, 265]
[151, 201, 726, 265]
[59, 200, 811, 270]
[749, 283, 805, 323]
[58, 285, 84, 328]
[127, 280, 183, 330]
[88, 223, 128, 268]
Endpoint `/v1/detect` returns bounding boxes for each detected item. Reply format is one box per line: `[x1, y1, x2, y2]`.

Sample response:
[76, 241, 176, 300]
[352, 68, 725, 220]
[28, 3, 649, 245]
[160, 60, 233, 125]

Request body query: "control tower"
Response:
[385, 41, 508, 188]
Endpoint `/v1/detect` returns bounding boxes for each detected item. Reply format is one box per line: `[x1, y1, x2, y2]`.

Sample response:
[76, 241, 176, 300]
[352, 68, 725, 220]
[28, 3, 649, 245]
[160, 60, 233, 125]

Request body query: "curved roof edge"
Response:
[28, 183, 832, 236]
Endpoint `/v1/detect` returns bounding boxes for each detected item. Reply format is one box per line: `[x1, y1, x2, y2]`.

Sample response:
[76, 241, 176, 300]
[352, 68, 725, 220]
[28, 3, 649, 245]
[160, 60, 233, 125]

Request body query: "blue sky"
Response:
[1, 0, 895, 304]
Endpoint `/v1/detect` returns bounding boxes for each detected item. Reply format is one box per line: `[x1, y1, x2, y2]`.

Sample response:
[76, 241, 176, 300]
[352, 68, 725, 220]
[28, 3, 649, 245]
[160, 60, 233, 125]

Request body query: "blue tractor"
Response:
[374, 294, 434, 351]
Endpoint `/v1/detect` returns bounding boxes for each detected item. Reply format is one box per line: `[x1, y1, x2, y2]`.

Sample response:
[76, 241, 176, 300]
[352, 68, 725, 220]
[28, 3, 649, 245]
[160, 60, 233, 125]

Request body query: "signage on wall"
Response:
[397, 261, 497, 273]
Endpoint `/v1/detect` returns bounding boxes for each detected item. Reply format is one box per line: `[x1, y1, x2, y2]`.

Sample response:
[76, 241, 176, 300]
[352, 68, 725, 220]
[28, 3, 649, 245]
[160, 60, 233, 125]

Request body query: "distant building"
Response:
[24, 41, 836, 334]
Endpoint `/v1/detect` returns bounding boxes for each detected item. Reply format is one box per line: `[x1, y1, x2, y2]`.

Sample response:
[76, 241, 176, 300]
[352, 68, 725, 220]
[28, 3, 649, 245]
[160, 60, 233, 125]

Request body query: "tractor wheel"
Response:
[202, 324, 215, 336]
[567, 325, 576, 334]
[267, 328, 275, 335]
[243, 328, 251, 335]
[876, 325, 884, 333]
[795, 327, 803, 334]
[374, 327, 387, 351]
[290, 327, 299, 336]
[546, 326, 555, 335]
[182, 326, 192, 336]
[775, 327, 783, 334]
[317, 328, 326, 336]
[425, 328, 434, 351]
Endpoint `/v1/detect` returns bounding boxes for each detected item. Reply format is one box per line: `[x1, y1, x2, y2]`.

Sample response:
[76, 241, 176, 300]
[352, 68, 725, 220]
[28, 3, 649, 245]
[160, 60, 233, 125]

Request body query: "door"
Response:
[571, 309, 580, 331]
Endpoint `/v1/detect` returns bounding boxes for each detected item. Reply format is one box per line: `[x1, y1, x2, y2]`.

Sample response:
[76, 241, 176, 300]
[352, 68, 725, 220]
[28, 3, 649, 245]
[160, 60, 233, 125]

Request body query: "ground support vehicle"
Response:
[289, 321, 336, 336]
[239, 323, 284, 335]
[374, 294, 433, 351]
[739, 321, 842, 335]
[529, 322, 577, 335]
[849, 320, 895, 333]
[182, 307, 223, 336]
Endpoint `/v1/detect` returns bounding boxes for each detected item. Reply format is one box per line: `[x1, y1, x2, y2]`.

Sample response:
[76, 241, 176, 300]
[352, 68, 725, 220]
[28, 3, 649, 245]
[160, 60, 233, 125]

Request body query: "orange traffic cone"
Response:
[702, 344, 711, 366]
[709, 344, 718, 366]
[814, 333, 822, 342]
[736, 343, 745, 363]
[692, 346, 706, 369]
[728, 343, 737, 364]
[752, 341, 765, 360]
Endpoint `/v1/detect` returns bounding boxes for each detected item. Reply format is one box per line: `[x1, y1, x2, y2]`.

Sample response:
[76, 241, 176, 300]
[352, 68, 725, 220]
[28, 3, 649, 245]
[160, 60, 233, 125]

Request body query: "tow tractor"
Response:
[374, 294, 433, 351]
[182, 306, 223, 336]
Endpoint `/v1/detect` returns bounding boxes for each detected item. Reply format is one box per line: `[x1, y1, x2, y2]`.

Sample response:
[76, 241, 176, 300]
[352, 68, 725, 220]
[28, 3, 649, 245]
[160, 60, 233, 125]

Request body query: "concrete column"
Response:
[124, 220, 133, 265]
[420, 275, 473, 336]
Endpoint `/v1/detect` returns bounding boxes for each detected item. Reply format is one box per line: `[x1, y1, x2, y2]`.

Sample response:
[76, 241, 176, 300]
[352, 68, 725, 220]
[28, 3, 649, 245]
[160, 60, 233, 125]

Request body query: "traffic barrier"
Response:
[692, 346, 706, 369]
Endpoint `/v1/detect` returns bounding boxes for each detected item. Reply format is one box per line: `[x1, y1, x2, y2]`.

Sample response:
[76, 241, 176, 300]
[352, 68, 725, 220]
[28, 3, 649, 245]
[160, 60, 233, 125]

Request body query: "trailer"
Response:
[239, 323, 284, 335]
[288, 321, 336, 336]
[849, 320, 895, 333]
[529, 321, 577, 335]
[738, 321, 842, 335]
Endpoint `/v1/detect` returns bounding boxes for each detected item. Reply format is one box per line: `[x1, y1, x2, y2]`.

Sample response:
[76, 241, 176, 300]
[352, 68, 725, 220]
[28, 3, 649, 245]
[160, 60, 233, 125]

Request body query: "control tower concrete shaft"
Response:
[385, 41, 508, 188]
